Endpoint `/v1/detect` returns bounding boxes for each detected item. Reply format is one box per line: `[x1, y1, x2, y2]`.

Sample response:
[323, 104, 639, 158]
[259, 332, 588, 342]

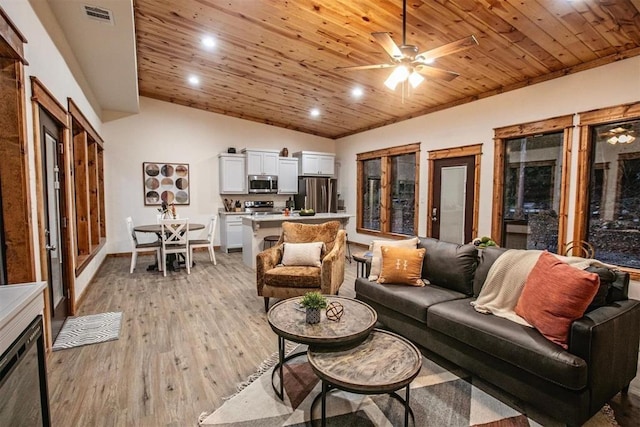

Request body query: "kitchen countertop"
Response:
[241, 212, 352, 233]
[242, 212, 351, 222]
[0, 282, 46, 355]
[218, 208, 248, 215]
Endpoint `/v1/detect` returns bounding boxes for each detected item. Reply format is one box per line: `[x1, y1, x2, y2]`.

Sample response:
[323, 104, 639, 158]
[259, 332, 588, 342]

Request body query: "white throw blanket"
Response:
[471, 249, 611, 326]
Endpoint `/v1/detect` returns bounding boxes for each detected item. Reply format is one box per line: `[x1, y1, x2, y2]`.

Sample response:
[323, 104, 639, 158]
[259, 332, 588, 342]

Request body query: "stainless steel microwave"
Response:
[248, 175, 278, 193]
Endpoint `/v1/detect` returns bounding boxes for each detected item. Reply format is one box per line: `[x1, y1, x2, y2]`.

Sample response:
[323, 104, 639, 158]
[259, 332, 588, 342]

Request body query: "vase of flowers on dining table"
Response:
[158, 201, 177, 219]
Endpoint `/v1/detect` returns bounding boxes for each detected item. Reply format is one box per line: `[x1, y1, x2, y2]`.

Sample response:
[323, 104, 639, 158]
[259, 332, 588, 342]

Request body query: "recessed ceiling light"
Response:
[188, 75, 200, 86]
[201, 36, 216, 49]
[310, 108, 320, 117]
[351, 87, 364, 98]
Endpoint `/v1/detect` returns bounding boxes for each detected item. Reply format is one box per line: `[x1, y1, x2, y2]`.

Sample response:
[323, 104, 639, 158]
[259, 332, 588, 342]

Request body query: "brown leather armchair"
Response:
[256, 221, 346, 312]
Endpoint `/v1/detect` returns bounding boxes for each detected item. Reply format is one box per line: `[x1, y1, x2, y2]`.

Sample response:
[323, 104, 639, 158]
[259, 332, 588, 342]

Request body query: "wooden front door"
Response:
[431, 155, 476, 244]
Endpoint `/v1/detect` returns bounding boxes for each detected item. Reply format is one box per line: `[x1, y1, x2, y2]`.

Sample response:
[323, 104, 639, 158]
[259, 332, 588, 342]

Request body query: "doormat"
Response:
[52, 312, 123, 351]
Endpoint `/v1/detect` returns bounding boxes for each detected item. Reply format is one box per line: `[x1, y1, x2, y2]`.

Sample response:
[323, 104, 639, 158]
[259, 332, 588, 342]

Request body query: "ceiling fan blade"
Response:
[335, 63, 395, 71]
[416, 35, 478, 62]
[372, 32, 403, 60]
[415, 65, 459, 81]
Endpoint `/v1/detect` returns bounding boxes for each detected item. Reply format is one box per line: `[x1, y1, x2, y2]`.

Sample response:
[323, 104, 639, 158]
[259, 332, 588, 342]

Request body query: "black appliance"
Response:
[0, 315, 51, 426]
[248, 175, 278, 194]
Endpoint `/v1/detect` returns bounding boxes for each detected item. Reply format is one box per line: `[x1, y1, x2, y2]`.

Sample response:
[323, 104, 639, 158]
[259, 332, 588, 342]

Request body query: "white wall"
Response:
[335, 56, 640, 246]
[335, 56, 640, 296]
[2, 0, 106, 302]
[103, 96, 335, 254]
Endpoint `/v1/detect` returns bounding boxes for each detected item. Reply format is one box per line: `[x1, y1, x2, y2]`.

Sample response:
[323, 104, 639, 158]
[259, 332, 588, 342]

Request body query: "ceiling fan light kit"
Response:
[337, 0, 478, 92]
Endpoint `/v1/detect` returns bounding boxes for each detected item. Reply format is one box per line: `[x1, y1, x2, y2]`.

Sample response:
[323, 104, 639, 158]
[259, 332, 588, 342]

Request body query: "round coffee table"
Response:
[267, 296, 377, 400]
[307, 329, 422, 427]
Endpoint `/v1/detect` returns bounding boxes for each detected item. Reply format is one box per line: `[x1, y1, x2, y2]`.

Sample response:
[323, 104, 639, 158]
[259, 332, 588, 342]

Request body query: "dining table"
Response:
[133, 222, 205, 271]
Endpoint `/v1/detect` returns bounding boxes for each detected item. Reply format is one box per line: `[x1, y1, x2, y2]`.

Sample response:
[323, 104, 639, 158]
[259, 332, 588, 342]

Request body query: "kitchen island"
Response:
[242, 213, 352, 268]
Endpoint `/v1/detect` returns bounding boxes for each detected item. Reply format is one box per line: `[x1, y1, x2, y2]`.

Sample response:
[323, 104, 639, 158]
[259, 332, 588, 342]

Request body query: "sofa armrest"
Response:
[320, 230, 346, 295]
[256, 245, 283, 296]
[569, 299, 640, 410]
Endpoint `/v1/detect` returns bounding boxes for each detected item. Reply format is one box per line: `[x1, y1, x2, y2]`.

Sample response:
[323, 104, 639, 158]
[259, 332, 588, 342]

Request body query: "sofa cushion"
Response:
[377, 246, 426, 286]
[355, 277, 466, 324]
[428, 298, 588, 390]
[418, 237, 478, 295]
[264, 266, 321, 288]
[515, 252, 600, 349]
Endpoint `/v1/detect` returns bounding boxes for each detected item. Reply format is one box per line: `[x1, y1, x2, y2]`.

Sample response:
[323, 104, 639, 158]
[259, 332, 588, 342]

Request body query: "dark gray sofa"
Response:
[355, 237, 640, 426]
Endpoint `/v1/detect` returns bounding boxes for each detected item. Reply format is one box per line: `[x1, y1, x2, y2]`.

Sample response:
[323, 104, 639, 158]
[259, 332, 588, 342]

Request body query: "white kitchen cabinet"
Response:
[278, 157, 298, 194]
[219, 213, 244, 252]
[219, 153, 247, 194]
[293, 151, 335, 176]
[243, 149, 279, 175]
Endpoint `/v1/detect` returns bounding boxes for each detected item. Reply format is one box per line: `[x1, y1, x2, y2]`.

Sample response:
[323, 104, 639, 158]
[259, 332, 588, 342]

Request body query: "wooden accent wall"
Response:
[0, 11, 33, 283]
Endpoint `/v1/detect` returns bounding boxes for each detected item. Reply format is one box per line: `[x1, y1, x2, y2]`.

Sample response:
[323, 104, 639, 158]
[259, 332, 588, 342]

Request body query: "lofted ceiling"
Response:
[49, 0, 640, 140]
[134, 0, 640, 139]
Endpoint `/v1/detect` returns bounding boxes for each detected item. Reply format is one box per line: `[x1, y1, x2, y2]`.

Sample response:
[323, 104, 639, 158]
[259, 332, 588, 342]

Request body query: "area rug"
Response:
[52, 312, 123, 351]
[199, 346, 619, 427]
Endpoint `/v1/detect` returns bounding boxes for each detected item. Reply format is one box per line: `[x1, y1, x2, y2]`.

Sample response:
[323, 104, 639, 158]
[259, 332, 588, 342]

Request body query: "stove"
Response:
[244, 200, 281, 215]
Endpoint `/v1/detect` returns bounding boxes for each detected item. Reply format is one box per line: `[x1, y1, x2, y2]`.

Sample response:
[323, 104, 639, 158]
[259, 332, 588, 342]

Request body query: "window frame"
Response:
[356, 143, 420, 238]
[68, 98, 106, 276]
[575, 102, 640, 279]
[492, 115, 573, 250]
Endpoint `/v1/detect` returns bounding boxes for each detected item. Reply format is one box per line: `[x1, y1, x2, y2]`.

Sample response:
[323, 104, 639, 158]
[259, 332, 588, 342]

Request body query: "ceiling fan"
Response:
[337, 0, 478, 90]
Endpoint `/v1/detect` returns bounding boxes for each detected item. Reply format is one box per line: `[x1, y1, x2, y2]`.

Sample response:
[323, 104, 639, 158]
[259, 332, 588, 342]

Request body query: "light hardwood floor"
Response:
[47, 251, 639, 426]
[47, 251, 357, 426]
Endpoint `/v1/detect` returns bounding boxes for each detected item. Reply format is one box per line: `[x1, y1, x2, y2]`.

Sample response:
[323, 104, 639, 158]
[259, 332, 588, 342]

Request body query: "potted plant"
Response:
[299, 291, 327, 324]
[472, 236, 498, 249]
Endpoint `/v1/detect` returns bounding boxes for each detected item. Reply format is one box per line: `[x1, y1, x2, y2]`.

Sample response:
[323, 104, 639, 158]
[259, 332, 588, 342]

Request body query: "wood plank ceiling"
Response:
[134, 0, 640, 139]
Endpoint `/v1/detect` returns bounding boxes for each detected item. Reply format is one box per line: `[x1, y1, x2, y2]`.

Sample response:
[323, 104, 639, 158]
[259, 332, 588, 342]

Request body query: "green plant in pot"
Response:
[300, 291, 327, 324]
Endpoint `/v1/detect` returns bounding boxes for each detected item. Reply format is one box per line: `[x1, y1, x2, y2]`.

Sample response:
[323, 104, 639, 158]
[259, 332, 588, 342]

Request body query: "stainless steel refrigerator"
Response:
[294, 177, 338, 213]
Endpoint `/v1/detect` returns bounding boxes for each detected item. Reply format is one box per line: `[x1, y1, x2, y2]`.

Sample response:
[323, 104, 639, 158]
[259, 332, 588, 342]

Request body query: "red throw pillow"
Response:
[515, 251, 600, 349]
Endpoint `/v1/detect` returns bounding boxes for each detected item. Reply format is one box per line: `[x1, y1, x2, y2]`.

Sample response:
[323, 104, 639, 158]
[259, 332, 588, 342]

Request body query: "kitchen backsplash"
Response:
[221, 194, 293, 211]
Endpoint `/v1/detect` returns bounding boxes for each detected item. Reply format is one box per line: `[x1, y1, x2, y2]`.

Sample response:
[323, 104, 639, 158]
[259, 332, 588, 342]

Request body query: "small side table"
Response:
[352, 252, 372, 278]
[308, 329, 422, 427]
[267, 296, 377, 400]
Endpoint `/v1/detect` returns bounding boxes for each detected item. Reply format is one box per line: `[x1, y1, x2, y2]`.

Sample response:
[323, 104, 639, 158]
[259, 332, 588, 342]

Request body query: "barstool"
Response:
[263, 235, 280, 250]
[345, 233, 352, 263]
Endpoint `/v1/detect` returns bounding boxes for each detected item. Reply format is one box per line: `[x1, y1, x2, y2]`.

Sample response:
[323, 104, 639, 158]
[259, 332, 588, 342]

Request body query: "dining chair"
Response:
[189, 215, 217, 266]
[160, 218, 190, 276]
[125, 216, 161, 274]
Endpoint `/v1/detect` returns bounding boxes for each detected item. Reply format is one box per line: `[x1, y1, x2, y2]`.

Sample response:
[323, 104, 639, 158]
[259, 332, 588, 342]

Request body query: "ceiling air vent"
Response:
[82, 5, 114, 25]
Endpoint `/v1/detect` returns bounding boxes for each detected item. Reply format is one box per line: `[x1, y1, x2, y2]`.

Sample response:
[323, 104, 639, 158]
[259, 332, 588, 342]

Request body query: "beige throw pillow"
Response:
[368, 237, 419, 281]
[281, 242, 324, 267]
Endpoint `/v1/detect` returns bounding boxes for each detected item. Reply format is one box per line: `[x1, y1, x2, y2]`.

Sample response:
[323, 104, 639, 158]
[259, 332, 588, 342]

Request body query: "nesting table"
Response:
[308, 329, 422, 426]
[267, 296, 377, 400]
[267, 296, 422, 426]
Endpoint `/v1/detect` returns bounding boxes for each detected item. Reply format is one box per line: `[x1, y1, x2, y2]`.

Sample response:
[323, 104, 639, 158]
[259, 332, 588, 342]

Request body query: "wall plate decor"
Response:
[143, 162, 190, 206]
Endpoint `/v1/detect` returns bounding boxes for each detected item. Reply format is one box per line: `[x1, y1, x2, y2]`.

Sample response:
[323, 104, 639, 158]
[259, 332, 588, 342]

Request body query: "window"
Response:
[357, 143, 419, 237]
[576, 104, 640, 274]
[492, 116, 572, 252]
[68, 99, 106, 275]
